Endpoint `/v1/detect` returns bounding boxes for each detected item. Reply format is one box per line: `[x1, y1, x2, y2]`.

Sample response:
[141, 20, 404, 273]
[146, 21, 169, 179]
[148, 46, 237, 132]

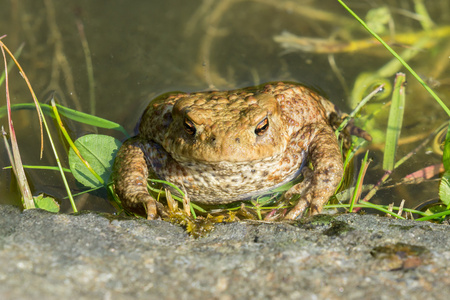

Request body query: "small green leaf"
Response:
[365, 6, 391, 35]
[424, 205, 447, 216]
[441, 121, 450, 171]
[34, 194, 60, 213]
[69, 134, 122, 189]
[439, 172, 450, 206]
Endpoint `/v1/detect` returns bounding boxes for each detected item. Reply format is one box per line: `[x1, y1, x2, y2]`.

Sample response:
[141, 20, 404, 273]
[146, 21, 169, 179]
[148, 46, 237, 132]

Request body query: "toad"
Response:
[113, 82, 344, 220]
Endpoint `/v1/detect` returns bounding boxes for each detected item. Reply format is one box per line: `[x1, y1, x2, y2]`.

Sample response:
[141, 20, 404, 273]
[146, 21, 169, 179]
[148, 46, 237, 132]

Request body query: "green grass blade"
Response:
[3, 164, 72, 172]
[383, 73, 406, 171]
[415, 209, 450, 221]
[357, 201, 406, 219]
[150, 179, 186, 197]
[36, 103, 78, 212]
[53, 103, 129, 136]
[0, 103, 129, 137]
[349, 150, 370, 212]
[326, 203, 426, 217]
[148, 179, 207, 214]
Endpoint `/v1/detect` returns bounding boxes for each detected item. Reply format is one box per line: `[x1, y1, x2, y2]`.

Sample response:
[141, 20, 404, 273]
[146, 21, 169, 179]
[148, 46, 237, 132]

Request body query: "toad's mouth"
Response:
[176, 152, 286, 167]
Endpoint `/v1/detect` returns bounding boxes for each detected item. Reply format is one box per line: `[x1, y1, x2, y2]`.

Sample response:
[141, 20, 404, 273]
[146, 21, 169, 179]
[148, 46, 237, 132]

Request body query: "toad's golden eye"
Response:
[184, 117, 196, 135]
[255, 117, 269, 136]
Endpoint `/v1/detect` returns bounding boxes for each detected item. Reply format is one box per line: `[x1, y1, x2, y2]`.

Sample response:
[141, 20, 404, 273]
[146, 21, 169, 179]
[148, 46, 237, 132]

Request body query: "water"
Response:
[0, 0, 449, 214]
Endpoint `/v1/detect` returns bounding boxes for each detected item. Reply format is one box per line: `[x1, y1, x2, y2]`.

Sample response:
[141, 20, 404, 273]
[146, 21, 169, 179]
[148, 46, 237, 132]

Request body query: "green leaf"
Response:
[383, 72, 406, 171]
[424, 205, 447, 216]
[439, 172, 450, 207]
[365, 6, 391, 35]
[440, 121, 450, 208]
[441, 121, 450, 171]
[33, 194, 60, 213]
[69, 134, 122, 189]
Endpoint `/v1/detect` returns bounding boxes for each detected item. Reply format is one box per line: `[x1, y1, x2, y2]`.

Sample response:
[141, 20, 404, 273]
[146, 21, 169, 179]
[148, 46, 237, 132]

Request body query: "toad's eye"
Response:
[183, 117, 196, 135]
[255, 117, 269, 136]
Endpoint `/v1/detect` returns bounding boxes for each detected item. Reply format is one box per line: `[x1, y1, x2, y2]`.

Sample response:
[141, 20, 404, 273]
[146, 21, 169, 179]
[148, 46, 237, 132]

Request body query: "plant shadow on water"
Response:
[0, 0, 450, 229]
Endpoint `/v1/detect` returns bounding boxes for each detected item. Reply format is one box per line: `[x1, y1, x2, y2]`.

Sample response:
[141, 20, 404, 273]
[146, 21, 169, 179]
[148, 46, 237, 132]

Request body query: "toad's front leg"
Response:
[284, 125, 344, 220]
[113, 137, 159, 219]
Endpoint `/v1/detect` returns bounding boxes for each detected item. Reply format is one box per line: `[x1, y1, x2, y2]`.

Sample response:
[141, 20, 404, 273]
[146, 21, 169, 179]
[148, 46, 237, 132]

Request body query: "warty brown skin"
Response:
[113, 82, 344, 220]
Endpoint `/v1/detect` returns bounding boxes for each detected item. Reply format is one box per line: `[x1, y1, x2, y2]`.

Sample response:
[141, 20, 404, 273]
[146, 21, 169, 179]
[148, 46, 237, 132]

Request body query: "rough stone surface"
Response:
[0, 204, 449, 299]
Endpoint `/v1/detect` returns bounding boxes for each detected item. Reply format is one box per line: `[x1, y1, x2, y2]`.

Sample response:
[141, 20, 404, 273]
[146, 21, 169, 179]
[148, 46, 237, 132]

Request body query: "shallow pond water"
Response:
[0, 0, 449, 216]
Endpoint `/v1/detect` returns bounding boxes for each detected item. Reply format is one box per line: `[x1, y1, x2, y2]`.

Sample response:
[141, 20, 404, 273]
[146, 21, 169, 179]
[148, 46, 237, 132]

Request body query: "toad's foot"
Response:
[283, 126, 343, 220]
[283, 187, 329, 220]
[282, 168, 311, 219]
[113, 138, 160, 220]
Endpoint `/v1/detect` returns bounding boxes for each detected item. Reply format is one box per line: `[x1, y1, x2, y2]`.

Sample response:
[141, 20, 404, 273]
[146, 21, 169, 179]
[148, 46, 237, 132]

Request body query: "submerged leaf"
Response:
[365, 6, 391, 35]
[34, 194, 60, 213]
[69, 134, 121, 189]
[439, 172, 450, 207]
[439, 121, 450, 207]
[441, 121, 450, 171]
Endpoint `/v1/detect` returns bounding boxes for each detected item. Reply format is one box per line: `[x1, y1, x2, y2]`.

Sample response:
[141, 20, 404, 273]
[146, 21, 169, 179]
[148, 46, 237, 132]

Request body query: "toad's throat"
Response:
[158, 151, 307, 205]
